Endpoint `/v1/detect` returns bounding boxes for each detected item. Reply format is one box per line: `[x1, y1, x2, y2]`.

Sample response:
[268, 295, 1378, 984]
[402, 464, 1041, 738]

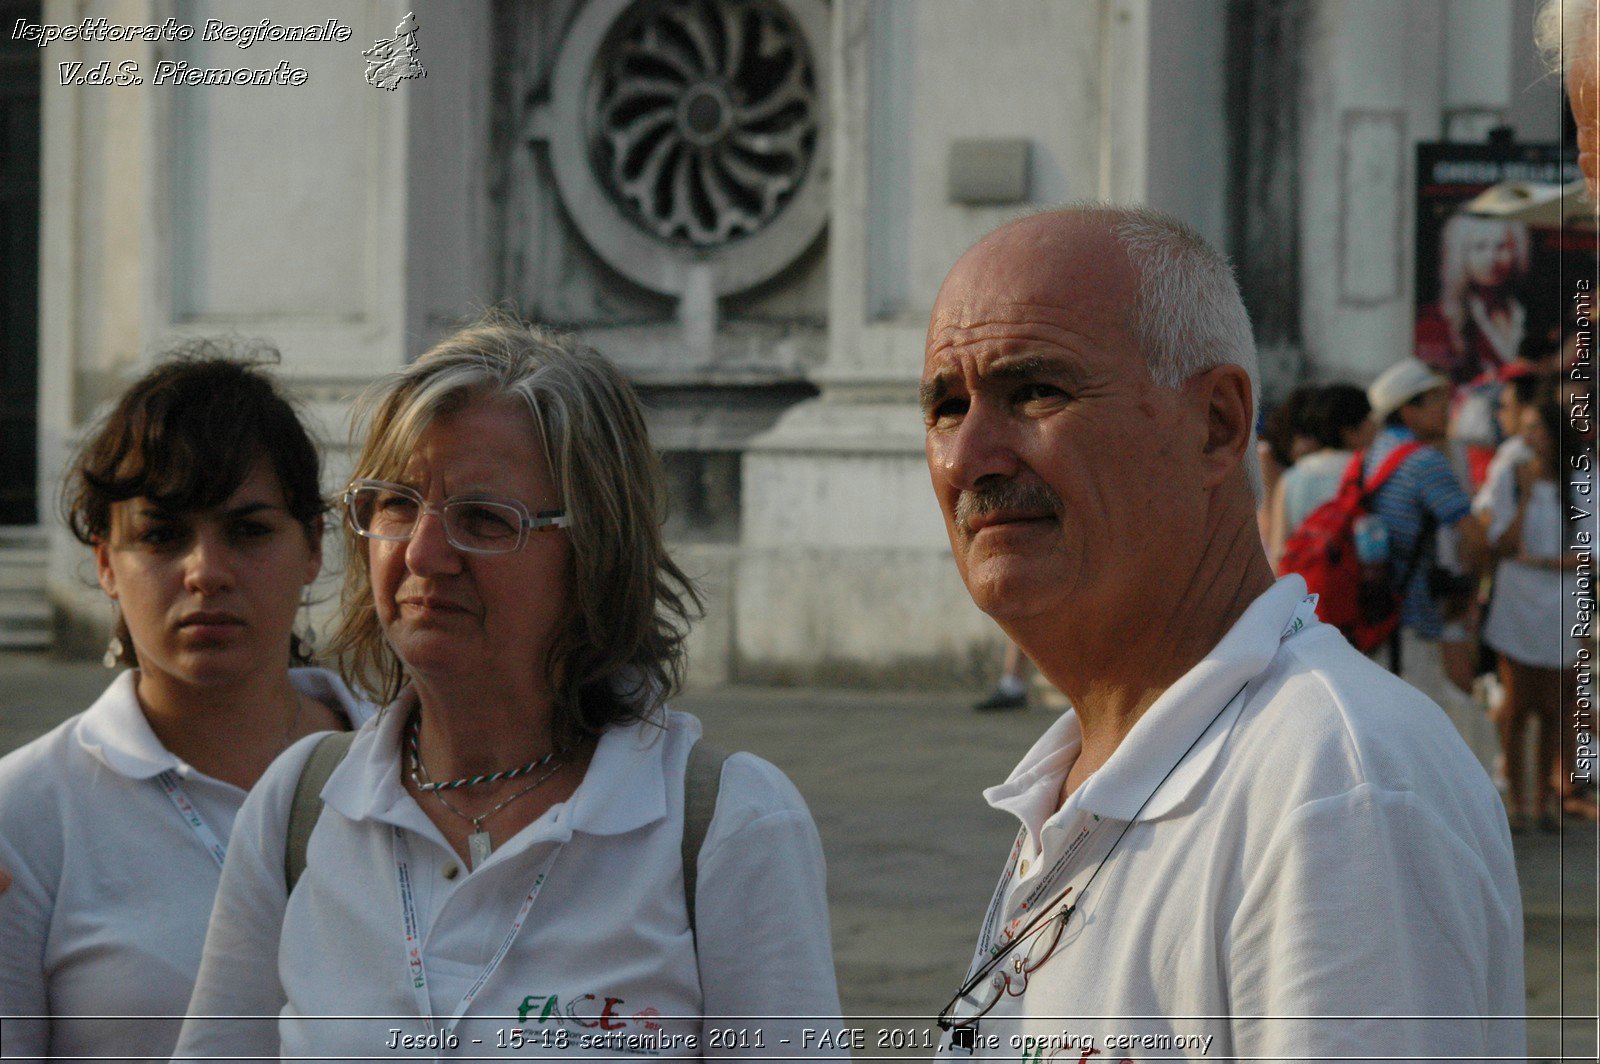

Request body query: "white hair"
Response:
[987, 204, 1264, 499]
[1535, 0, 1597, 76]
[1108, 206, 1264, 502]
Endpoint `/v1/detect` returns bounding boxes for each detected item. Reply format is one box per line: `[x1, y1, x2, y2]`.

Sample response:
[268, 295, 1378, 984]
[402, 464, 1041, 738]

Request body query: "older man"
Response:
[923, 206, 1523, 1060]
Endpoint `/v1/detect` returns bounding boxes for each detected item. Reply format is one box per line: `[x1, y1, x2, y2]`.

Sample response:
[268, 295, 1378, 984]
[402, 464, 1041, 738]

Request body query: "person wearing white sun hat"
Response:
[1363, 358, 1494, 767]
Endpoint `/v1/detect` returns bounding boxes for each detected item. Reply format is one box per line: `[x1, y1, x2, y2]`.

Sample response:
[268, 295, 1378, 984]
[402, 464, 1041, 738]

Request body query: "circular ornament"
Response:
[546, 0, 830, 297]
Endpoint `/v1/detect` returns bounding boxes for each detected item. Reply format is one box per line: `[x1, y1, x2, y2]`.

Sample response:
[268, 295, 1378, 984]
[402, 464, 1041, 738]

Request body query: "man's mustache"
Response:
[954, 480, 1063, 537]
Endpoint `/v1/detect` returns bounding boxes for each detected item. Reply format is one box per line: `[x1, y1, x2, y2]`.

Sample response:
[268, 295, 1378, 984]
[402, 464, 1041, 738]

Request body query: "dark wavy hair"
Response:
[325, 314, 702, 752]
[1306, 383, 1371, 451]
[1262, 385, 1321, 468]
[61, 341, 324, 665]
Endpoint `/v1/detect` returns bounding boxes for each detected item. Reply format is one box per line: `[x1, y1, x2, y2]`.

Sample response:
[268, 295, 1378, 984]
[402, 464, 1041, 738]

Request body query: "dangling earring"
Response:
[103, 606, 124, 670]
[296, 589, 316, 657]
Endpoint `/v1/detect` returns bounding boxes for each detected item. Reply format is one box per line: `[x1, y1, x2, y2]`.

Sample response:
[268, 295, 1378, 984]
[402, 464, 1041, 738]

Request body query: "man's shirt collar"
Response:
[986, 576, 1314, 838]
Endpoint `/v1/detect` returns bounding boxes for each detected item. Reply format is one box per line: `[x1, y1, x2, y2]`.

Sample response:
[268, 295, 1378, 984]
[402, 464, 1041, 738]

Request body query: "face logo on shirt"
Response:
[516, 992, 653, 1031]
[517, 994, 561, 1025]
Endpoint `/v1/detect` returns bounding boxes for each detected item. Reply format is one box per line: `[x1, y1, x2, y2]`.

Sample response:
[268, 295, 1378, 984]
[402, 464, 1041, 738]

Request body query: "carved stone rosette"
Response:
[546, 0, 830, 298]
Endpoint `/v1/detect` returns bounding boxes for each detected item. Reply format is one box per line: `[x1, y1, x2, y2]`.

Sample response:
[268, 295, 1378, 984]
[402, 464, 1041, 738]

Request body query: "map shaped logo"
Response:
[365, 11, 425, 90]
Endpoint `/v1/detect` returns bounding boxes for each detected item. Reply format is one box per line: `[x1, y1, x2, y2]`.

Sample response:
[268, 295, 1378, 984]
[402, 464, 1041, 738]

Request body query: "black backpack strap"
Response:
[1365, 443, 1433, 674]
[1387, 508, 1439, 673]
[681, 739, 729, 945]
[284, 730, 357, 894]
[1398, 509, 1438, 600]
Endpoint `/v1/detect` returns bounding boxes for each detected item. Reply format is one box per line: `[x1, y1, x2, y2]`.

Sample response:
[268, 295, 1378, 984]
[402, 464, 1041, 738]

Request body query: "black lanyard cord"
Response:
[942, 678, 1252, 1021]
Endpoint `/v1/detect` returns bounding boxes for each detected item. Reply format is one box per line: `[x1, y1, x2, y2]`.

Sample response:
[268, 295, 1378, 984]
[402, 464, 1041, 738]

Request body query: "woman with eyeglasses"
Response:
[174, 317, 842, 1058]
[0, 348, 371, 1061]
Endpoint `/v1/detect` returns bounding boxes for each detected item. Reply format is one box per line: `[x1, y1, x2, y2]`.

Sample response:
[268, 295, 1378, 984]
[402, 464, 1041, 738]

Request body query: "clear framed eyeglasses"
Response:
[343, 479, 569, 555]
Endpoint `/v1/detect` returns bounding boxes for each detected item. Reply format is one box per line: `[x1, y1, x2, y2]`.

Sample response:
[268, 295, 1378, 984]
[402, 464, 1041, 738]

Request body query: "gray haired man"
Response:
[923, 206, 1523, 1060]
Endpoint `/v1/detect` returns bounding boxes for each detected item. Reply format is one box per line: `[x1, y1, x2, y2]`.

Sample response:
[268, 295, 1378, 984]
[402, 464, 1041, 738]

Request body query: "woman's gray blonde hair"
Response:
[326, 315, 701, 750]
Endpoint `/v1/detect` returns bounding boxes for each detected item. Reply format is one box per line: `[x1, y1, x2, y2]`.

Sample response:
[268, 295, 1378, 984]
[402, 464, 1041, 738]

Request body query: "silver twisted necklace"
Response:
[409, 712, 565, 869]
[406, 712, 556, 792]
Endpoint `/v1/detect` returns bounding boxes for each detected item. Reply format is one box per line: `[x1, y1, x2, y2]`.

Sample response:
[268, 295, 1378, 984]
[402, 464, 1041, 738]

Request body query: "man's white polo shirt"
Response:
[940, 576, 1523, 1062]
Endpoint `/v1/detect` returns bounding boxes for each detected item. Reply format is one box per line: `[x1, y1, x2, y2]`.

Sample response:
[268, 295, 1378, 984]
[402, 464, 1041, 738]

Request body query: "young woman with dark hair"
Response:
[0, 345, 371, 1059]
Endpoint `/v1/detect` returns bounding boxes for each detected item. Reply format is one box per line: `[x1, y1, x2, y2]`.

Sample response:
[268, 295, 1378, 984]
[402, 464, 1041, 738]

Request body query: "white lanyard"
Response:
[965, 594, 1322, 981]
[393, 826, 562, 1054]
[155, 769, 228, 870]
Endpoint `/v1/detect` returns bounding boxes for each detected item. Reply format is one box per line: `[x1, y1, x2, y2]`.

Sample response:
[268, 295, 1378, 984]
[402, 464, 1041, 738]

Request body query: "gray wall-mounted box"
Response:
[947, 137, 1032, 205]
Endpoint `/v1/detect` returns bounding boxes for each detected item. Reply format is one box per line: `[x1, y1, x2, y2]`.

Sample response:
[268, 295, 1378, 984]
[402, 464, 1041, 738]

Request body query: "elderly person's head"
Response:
[1536, 0, 1599, 194]
[329, 317, 699, 752]
[921, 205, 1261, 631]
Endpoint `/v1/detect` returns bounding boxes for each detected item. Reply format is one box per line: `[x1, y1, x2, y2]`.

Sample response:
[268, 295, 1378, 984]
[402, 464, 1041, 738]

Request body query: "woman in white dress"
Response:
[175, 318, 841, 1058]
[0, 348, 370, 1061]
[1478, 398, 1577, 830]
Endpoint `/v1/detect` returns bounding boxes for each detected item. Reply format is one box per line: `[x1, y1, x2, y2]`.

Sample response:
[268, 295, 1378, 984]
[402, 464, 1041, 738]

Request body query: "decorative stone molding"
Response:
[545, 0, 830, 297]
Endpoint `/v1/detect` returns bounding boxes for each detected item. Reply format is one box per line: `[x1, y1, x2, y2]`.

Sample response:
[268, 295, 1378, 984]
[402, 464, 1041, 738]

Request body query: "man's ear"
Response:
[1191, 364, 1255, 489]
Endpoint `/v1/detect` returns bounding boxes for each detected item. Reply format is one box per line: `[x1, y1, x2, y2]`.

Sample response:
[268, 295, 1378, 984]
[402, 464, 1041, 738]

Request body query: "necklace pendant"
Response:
[468, 829, 493, 870]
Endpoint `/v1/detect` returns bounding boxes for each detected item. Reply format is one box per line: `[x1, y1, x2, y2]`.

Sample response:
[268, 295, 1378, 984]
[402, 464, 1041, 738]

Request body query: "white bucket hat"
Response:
[1367, 359, 1449, 422]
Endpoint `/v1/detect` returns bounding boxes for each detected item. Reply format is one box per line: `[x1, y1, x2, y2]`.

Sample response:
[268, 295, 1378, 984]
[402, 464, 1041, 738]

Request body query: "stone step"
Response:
[0, 526, 48, 551]
[0, 628, 53, 650]
[0, 550, 49, 592]
[0, 598, 53, 649]
[0, 596, 52, 620]
[0, 529, 54, 650]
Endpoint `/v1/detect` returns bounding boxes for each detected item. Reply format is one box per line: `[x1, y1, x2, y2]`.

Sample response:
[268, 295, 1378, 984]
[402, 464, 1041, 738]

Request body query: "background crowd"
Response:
[1262, 336, 1594, 833]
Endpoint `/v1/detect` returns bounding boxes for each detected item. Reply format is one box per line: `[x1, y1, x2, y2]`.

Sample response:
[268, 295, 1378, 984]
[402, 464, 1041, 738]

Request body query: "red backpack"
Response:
[1276, 443, 1423, 652]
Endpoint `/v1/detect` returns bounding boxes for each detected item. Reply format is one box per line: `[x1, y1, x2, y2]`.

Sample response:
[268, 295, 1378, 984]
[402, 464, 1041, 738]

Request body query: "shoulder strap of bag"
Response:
[283, 731, 731, 924]
[681, 738, 729, 943]
[1334, 448, 1374, 494]
[285, 729, 357, 894]
[1387, 504, 1441, 674]
[1359, 440, 1425, 497]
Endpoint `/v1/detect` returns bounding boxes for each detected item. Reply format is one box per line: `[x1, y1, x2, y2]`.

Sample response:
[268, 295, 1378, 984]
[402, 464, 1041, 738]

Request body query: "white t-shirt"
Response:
[1479, 458, 1576, 668]
[1471, 434, 1534, 536]
[0, 668, 372, 1064]
[173, 696, 844, 1060]
[937, 576, 1524, 1062]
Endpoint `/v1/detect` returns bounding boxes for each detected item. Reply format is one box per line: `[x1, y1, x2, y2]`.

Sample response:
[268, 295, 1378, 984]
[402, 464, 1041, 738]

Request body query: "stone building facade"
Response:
[7, 0, 1565, 682]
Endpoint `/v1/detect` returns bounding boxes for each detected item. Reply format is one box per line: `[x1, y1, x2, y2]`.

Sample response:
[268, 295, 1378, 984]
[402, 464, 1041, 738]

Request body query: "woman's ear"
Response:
[93, 538, 118, 600]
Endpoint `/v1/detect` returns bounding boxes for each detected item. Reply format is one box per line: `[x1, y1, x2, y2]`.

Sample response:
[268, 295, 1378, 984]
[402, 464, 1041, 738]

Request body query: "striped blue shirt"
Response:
[1363, 427, 1472, 638]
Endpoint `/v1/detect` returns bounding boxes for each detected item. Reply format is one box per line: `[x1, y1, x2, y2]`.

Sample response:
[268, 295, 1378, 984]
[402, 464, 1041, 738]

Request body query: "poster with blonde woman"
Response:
[1414, 213, 1530, 384]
